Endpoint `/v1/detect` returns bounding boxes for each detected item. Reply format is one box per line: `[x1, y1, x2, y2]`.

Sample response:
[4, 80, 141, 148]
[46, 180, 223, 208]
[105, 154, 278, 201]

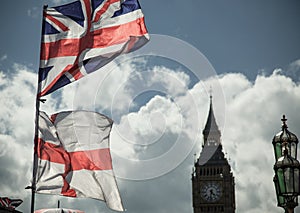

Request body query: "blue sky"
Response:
[1, 0, 300, 79]
[0, 0, 300, 213]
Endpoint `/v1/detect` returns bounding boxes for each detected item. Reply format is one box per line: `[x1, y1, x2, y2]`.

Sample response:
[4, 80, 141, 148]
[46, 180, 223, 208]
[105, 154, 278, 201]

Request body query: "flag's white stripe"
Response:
[80, 41, 129, 62]
[70, 143, 109, 152]
[54, 111, 112, 152]
[92, 1, 120, 22]
[91, 0, 108, 21]
[68, 170, 123, 211]
[38, 111, 60, 145]
[40, 56, 76, 69]
[35, 159, 65, 194]
[92, 9, 145, 31]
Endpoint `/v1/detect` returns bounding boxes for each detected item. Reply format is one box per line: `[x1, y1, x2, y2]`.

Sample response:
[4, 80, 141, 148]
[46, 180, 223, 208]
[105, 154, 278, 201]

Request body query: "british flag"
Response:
[0, 197, 23, 209]
[38, 0, 149, 97]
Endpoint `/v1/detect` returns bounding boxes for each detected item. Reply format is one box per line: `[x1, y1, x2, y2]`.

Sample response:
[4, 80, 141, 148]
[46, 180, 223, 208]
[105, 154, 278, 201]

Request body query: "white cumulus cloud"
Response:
[1, 60, 300, 213]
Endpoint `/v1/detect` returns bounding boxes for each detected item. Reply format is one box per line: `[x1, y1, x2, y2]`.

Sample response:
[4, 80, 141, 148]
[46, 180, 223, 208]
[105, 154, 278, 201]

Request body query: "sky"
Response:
[0, 0, 300, 213]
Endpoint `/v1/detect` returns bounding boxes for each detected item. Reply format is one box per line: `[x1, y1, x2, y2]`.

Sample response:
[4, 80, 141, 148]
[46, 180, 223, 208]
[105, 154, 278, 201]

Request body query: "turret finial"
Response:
[281, 115, 288, 130]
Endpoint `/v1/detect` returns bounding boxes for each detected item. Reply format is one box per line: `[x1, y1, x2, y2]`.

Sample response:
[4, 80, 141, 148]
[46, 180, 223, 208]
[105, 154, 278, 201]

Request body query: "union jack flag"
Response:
[0, 197, 23, 209]
[38, 0, 149, 97]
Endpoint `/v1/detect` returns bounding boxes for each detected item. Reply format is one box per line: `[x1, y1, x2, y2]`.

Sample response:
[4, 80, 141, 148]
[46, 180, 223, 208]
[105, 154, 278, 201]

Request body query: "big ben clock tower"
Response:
[192, 95, 235, 213]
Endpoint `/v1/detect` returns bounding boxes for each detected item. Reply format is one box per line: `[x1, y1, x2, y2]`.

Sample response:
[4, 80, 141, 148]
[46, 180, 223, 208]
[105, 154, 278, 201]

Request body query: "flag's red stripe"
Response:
[36, 138, 112, 171]
[68, 65, 84, 81]
[125, 36, 138, 53]
[44, 13, 69, 32]
[61, 187, 77, 197]
[93, 0, 120, 23]
[69, 148, 112, 171]
[50, 113, 58, 123]
[83, 0, 92, 31]
[91, 17, 148, 48]
[35, 138, 67, 164]
[41, 17, 148, 60]
[41, 38, 80, 60]
[61, 153, 77, 197]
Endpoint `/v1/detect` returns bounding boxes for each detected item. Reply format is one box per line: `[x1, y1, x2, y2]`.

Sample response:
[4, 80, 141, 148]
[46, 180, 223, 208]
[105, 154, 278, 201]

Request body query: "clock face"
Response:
[200, 182, 222, 202]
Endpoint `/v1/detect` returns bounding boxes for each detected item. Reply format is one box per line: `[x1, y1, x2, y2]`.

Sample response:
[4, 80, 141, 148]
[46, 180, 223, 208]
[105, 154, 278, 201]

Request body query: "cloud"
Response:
[0, 64, 36, 200]
[27, 7, 40, 18]
[282, 58, 300, 82]
[48, 0, 74, 6]
[148, 66, 190, 96]
[1, 60, 300, 212]
[218, 71, 300, 212]
[289, 59, 300, 70]
[0, 54, 7, 61]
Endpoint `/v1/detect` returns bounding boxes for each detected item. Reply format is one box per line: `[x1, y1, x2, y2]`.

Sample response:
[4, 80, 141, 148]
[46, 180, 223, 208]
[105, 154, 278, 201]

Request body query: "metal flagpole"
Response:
[29, 94, 41, 213]
[28, 5, 48, 213]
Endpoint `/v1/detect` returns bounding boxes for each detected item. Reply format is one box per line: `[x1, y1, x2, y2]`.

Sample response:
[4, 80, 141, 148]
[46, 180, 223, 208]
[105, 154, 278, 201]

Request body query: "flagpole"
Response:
[30, 62, 44, 213]
[30, 95, 40, 213]
[29, 5, 48, 213]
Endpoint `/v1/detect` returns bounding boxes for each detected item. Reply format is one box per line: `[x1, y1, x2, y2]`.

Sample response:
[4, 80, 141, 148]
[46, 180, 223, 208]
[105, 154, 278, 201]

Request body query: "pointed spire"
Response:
[202, 92, 221, 146]
[209, 86, 213, 102]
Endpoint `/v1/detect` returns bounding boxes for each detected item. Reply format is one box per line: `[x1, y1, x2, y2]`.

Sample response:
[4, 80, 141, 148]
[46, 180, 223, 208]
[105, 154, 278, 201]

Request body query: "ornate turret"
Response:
[273, 115, 299, 161]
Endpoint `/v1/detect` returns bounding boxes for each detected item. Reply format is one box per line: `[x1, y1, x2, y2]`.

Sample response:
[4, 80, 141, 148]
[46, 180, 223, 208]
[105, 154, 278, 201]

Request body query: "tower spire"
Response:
[202, 92, 221, 146]
[192, 90, 235, 213]
[209, 86, 213, 103]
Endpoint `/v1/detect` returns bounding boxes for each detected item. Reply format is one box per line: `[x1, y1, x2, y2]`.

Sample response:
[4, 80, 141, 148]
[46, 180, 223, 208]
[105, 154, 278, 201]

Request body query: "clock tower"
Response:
[192, 95, 235, 213]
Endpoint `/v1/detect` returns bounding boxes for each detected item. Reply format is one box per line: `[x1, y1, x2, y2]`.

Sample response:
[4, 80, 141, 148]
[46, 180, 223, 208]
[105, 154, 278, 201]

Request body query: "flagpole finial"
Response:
[43, 5, 48, 9]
